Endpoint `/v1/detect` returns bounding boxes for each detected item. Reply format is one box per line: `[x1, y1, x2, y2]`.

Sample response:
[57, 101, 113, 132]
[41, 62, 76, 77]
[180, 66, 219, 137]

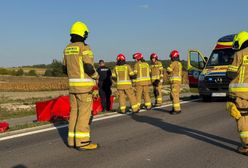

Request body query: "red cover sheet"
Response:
[0, 122, 9, 133]
[35, 95, 114, 122]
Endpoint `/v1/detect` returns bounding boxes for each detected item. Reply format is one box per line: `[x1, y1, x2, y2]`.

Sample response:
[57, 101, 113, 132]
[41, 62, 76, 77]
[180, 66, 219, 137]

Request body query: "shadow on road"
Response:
[55, 126, 68, 146]
[52, 120, 69, 146]
[12, 164, 27, 168]
[131, 114, 240, 152]
[153, 108, 171, 113]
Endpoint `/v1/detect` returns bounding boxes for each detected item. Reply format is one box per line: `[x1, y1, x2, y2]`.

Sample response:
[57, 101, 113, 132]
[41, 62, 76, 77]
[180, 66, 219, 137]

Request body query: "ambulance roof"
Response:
[217, 34, 236, 42]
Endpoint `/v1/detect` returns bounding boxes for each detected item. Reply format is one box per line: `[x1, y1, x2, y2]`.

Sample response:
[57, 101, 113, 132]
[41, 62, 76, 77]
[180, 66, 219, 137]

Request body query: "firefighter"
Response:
[133, 52, 152, 110]
[112, 54, 139, 113]
[63, 21, 99, 150]
[226, 31, 248, 155]
[150, 53, 164, 107]
[166, 50, 182, 114]
[97, 60, 112, 112]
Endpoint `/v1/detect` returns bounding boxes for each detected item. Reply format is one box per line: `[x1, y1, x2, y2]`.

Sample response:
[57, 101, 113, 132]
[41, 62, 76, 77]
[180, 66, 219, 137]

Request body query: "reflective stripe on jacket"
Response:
[134, 61, 151, 86]
[63, 42, 98, 93]
[112, 64, 134, 89]
[167, 61, 182, 84]
[150, 60, 164, 82]
[227, 47, 248, 100]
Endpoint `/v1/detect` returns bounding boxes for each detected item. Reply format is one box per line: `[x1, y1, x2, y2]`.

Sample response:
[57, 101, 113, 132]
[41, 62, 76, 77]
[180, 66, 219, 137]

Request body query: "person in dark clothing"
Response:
[97, 60, 112, 111]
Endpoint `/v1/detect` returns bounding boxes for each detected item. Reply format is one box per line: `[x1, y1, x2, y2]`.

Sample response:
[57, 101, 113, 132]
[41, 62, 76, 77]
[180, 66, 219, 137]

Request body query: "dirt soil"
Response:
[0, 90, 69, 100]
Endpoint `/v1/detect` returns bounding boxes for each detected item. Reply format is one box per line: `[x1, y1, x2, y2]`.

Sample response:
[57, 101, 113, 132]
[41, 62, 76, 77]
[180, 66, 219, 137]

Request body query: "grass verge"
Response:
[8, 120, 69, 132]
[0, 108, 36, 120]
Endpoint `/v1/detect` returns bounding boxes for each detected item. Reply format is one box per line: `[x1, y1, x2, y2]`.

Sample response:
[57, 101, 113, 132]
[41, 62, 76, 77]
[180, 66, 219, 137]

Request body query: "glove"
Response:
[92, 90, 99, 100]
[130, 74, 137, 80]
[153, 79, 160, 87]
[92, 86, 99, 100]
[226, 102, 241, 120]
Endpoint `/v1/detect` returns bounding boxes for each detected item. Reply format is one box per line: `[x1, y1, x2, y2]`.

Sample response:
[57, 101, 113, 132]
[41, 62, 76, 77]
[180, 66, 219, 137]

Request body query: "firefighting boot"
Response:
[67, 144, 75, 149]
[238, 146, 248, 155]
[169, 109, 181, 115]
[153, 101, 162, 107]
[145, 102, 152, 110]
[118, 111, 126, 114]
[131, 111, 140, 116]
[77, 142, 99, 151]
[132, 108, 140, 114]
[146, 106, 152, 110]
[118, 107, 126, 114]
[169, 107, 174, 114]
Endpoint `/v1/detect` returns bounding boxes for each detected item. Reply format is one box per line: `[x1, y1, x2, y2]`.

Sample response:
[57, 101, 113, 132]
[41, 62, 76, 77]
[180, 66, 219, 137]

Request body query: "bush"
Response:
[44, 69, 53, 76]
[27, 70, 37, 76]
[15, 69, 24, 76]
[0, 68, 9, 75]
[43, 59, 66, 77]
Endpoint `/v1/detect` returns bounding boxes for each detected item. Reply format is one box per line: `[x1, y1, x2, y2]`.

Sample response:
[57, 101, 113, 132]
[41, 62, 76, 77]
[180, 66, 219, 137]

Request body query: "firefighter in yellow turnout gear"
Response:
[150, 53, 164, 107]
[63, 21, 99, 150]
[112, 54, 140, 113]
[133, 52, 152, 110]
[226, 31, 248, 155]
[167, 50, 182, 114]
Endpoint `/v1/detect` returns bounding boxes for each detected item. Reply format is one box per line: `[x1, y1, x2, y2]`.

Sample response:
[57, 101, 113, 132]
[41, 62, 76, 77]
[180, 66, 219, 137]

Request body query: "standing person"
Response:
[112, 54, 139, 113]
[97, 60, 112, 112]
[63, 21, 99, 150]
[166, 50, 182, 115]
[133, 52, 152, 110]
[226, 31, 248, 155]
[150, 53, 164, 107]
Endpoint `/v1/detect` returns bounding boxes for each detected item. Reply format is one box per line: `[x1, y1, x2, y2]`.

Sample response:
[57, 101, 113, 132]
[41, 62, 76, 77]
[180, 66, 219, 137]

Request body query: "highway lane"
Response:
[1, 100, 248, 168]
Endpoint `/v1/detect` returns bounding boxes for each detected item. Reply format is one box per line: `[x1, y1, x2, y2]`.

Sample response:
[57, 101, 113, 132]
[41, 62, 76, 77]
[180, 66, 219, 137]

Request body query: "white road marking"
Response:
[0, 99, 200, 141]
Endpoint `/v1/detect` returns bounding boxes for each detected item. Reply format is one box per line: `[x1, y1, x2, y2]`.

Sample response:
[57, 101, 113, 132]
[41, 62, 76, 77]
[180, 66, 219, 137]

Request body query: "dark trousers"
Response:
[99, 83, 112, 111]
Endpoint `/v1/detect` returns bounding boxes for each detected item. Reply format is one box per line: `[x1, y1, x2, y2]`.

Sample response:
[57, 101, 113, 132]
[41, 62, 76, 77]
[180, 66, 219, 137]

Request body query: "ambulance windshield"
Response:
[206, 48, 235, 66]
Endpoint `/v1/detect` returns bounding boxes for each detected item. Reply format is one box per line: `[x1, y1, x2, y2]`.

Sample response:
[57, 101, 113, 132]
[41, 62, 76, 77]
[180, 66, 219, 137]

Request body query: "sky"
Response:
[0, 0, 247, 67]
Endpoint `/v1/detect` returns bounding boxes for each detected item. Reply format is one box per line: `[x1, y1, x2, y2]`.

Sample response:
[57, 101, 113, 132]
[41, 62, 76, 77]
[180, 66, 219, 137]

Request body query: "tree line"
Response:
[0, 59, 187, 77]
[0, 68, 37, 76]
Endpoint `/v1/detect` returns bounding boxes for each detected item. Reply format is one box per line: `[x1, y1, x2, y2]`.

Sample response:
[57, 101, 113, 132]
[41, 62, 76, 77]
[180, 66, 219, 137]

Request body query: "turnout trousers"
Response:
[153, 83, 163, 106]
[68, 93, 92, 147]
[118, 88, 139, 113]
[170, 83, 181, 112]
[235, 98, 248, 147]
[136, 85, 152, 109]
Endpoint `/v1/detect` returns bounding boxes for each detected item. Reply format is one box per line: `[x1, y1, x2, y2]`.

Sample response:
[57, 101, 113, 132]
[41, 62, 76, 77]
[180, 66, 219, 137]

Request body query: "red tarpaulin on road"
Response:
[35, 95, 114, 122]
[0, 122, 9, 133]
[36, 99, 54, 121]
[52, 96, 70, 120]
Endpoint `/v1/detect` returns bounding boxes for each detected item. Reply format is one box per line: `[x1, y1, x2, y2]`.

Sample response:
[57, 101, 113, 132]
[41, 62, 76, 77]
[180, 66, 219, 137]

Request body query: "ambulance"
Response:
[187, 34, 235, 101]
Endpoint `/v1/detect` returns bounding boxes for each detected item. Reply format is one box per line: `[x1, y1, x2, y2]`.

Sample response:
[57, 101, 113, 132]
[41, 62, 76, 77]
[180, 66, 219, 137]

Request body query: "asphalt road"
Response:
[1, 100, 248, 168]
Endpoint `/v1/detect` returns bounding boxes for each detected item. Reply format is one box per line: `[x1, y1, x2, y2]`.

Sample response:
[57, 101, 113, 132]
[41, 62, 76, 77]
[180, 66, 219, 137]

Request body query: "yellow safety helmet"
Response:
[70, 21, 89, 38]
[233, 31, 248, 50]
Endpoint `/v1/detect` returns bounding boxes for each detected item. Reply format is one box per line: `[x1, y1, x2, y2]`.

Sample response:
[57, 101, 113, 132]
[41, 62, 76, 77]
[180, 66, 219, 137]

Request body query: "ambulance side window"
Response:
[210, 53, 218, 66]
[190, 51, 205, 69]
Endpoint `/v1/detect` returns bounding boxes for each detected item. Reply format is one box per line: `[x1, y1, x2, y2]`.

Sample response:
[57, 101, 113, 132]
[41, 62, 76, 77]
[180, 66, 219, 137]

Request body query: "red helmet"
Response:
[150, 53, 158, 60]
[117, 54, 126, 61]
[133, 52, 143, 61]
[170, 50, 179, 59]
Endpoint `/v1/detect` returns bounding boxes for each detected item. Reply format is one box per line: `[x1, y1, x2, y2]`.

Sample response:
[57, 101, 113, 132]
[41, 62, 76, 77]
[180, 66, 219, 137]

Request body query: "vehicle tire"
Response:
[201, 95, 211, 102]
